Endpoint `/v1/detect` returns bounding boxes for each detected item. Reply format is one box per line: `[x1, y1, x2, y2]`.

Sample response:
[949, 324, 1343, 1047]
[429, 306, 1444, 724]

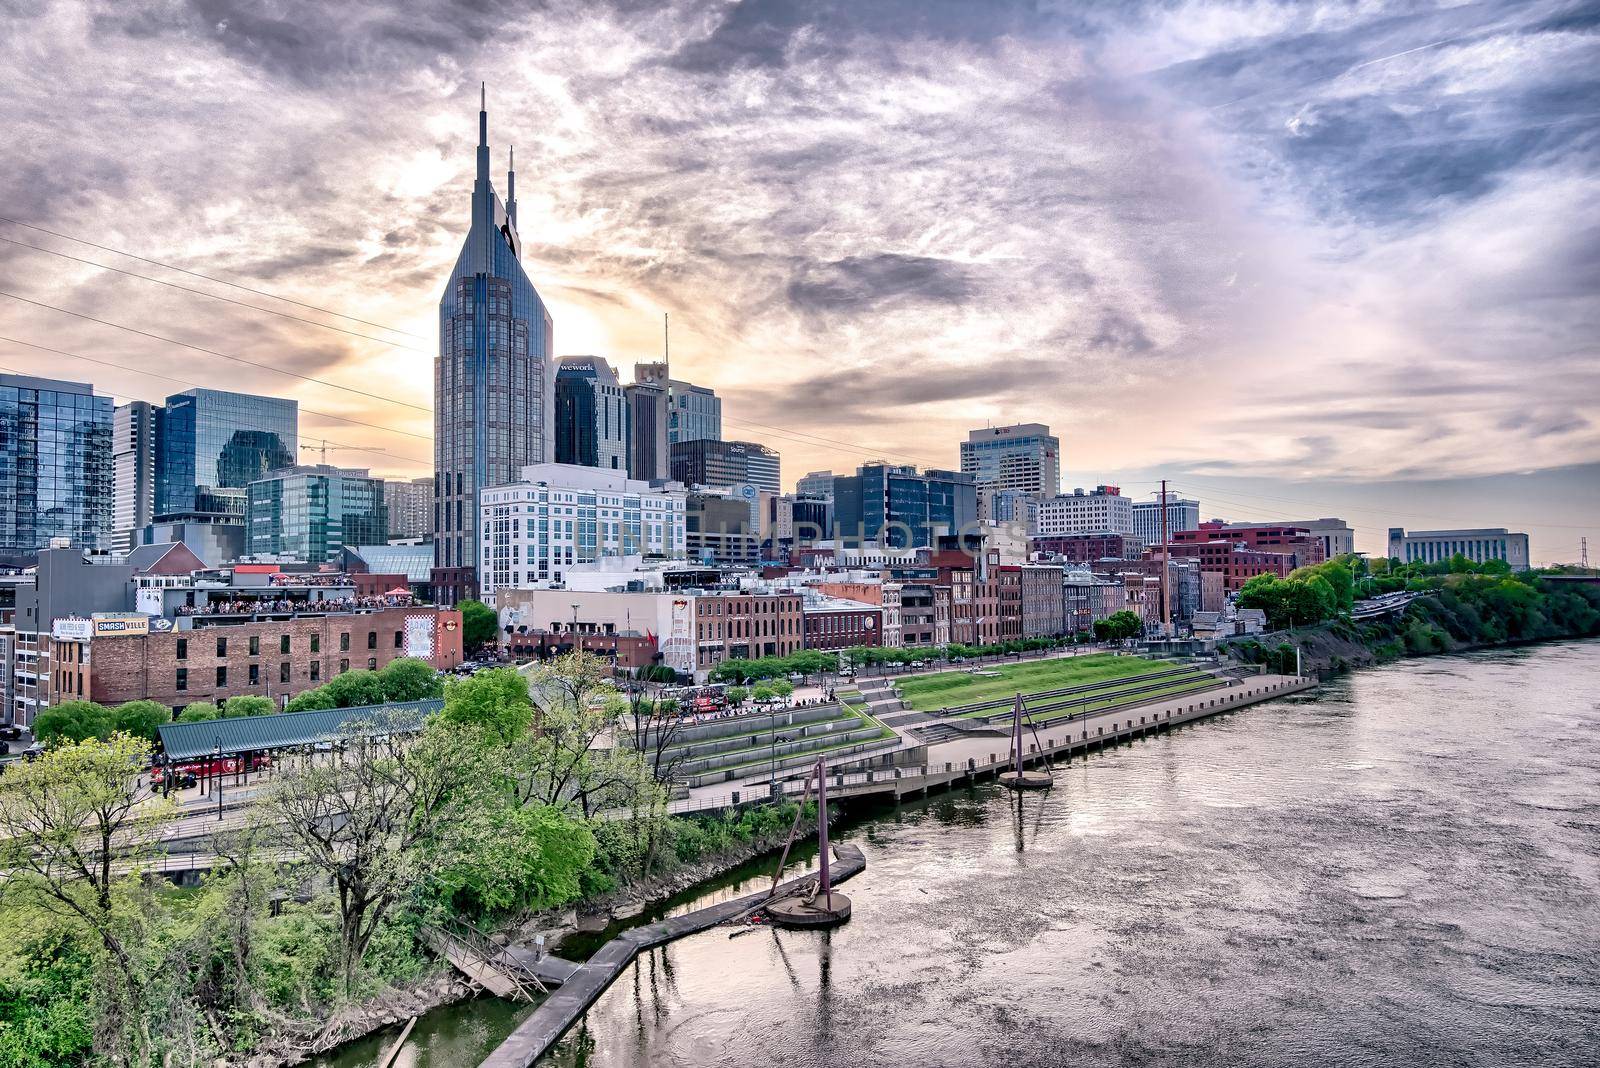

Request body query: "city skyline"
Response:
[1, 0, 1595, 563]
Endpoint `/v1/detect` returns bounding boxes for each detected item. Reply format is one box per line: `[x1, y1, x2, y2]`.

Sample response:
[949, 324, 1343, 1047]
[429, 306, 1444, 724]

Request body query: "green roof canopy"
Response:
[156, 699, 442, 762]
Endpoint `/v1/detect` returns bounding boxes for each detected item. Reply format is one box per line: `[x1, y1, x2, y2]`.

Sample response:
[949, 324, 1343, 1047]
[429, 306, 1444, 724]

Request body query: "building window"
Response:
[339, 658, 349, 674]
[249, 664, 260, 686]
[310, 661, 320, 681]
[216, 636, 227, 657]
[367, 657, 377, 670]
[340, 632, 350, 651]
[249, 635, 259, 656]
[394, 630, 403, 649]
[311, 633, 320, 653]
[175, 668, 187, 692]
[216, 666, 227, 687]
[176, 638, 187, 661]
[280, 663, 290, 684]
[280, 634, 290, 654]
[367, 632, 377, 650]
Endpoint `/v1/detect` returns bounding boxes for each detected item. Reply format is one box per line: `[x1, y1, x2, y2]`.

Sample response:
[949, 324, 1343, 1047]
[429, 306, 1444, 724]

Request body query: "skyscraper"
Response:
[246, 465, 388, 563]
[667, 379, 720, 444]
[626, 361, 670, 481]
[1132, 492, 1200, 547]
[155, 388, 297, 520]
[383, 476, 433, 541]
[832, 463, 977, 548]
[554, 356, 628, 471]
[960, 423, 1061, 498]
[0, 374, 113, 555]
[434, 88, 555, 603]
[113, 400, 158, 553]
[669, 438, 780, 494]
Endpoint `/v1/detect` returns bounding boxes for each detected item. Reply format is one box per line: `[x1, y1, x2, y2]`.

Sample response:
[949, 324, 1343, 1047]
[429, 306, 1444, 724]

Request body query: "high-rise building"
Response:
[155, 388, 297, 521]
[245, 465, 387, 563]
[384, 476, 433, 542]
[832, 463, 977, 548]
[626, 361, 670, 481]
[669, 439, 780, 494]
[1132, 493, 1199, 547]
[112, 400, 159, 553]
[797, 470, 835, 500]
[960, 423, 1061, 498]
[667, 379, 720, 444]
[0, 374, 114, 555]
[434, 90, 556, 604]
[1387, 527, 1530, 570]
[1037, 485, 1133, 536]
[554, 356, 628, 472]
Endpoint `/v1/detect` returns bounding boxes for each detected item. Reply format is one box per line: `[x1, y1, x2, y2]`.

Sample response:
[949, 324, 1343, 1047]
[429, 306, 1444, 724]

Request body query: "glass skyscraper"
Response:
[832, 462, 977, 548]
[246, 465, 387, 563]
[434, 89, 555, 603]
[667, 379, 720, 444]
[155, 388, 297, 520]
[0, 374, 113, 554]
[554, 356, 627, 472]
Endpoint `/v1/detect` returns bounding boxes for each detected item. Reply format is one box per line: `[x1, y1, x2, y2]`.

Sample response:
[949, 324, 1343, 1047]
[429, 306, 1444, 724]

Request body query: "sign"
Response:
[51, 618, 93, 641]
[404, 614, 436, 658]
[92, 615, 149, 636]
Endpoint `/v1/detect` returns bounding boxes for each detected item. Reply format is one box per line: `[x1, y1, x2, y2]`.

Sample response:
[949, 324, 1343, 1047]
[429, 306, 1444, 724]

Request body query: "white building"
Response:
[112, 401, 157, 554]
[384, 476, 433, 541]
[960, 423, 1061, 498]
[479, 463, 687, 596]
[1132, 493, 1200, 546]
[1038, 485, 1132, 536]
[1280, 518, 1356, 559]
[1387, 527, 1530, 570]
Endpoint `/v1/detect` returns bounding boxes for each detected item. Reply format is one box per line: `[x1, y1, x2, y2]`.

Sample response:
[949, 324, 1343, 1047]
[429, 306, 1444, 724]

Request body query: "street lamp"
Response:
[571, 604, 581, 653]
[213, 739, 223, 822]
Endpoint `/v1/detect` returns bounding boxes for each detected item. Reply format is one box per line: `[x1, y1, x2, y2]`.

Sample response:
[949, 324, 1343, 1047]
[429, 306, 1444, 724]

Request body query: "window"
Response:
[394, 630, 403, 649]
[340, 632, 350, 652]
[176, 638, 187, 661]
[310, 633, 320, 653]
[248, 664, 260, 686]
[280, 663, 290, 684]
[248, 635, 259, 656]
[280, 634, 291, 654]
[216, 636, 227, 657]
[367, 657, 377, 670]
[310, 661, 320, 681]
[339, 658, 349, 674]
[175, 667, 187, 692]
[216, 666, 227, 687]
[367, 631, 377, 650]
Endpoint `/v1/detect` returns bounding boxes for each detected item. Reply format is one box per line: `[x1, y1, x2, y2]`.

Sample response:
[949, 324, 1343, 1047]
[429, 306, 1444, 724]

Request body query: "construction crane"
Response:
[300, 439, 386, 465]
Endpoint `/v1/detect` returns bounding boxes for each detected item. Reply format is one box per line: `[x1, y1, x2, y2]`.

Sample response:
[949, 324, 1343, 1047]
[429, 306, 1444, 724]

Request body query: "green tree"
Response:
[379, 657, 443, 703]
[322, 669, 388, 709]
[430, 802, 596, 917]
[31, 700, 113, 746]
[725, 686, 747, 707]
[222, 695, 276, 718]
[175, 700, 220, 724]
[457, 598, 498, 651]
[440, 667, 533, 744]
[111, 700, 170, 743]
[283, 687, 337, 714]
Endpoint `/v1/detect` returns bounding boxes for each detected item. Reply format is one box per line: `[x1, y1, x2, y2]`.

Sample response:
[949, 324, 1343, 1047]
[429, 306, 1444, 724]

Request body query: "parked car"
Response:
[22, 744, 46, 762]
[0, 724, 24, 741]
[909, 660, 926, 669]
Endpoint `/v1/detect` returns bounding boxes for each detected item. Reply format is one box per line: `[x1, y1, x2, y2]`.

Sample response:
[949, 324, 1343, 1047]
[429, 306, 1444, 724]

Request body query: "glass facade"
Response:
[960, 423, 1061, 498]
[554, 357, 627, 471]
[833, 463, 977, 548]
[0, 374, 113, 552]
[246, 466, 387, 563]
[155, 388, 297, 519]
[435, 97, 554, 591]
[667, 379, 721, 444]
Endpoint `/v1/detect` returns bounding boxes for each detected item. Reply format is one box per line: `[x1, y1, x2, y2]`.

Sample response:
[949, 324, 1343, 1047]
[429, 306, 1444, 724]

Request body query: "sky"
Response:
[0, 0, 1596, 562]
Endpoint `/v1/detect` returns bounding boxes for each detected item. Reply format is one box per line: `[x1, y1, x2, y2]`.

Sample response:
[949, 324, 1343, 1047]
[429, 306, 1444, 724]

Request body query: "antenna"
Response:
[1582, 536, 1590, 570]
[663, 312, 670, 368]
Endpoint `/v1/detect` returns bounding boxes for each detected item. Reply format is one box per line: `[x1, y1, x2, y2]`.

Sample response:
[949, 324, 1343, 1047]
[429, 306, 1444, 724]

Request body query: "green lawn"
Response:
[896, 654, 1181, 712]
[976, 675, 1223, 724]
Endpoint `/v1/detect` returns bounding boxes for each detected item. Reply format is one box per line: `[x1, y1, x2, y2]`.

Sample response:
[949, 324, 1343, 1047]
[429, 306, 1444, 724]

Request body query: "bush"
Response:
[176, 701, 220, 723]
[222, 695, 276, 718]
[379, 658, 442, 703]
[31, 701, 113, 746]
[112, 700, 171, 742]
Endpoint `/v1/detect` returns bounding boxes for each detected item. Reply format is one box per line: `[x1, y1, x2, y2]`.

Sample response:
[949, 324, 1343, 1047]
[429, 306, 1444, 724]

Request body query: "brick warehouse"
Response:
[51, 607, 463, 712]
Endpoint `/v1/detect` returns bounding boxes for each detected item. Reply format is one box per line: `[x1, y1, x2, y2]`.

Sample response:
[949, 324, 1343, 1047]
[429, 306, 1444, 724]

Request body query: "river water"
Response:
[320, 641, 1600, 1068]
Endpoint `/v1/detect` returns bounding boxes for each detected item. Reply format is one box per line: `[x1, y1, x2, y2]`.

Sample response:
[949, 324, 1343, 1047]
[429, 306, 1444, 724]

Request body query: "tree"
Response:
[222, 695, 275, 718]
[265, 716, 495, 998]
[176, 700, 220, 724]
[322, 669, 387, 709]
[31, 700, 113, 746]
[112, 700, 170, 742]
[0, 736, 175, 1064]
[429, 802, 596, 917]
[457, 598, 498, 651]
[1093, 610, 1143, 642]
[379, 657, 442, 703]
[440, 667, 533, 744]
[725, 686, 747, 707]
[283, 687, 338, 713]
[509, 653, 646, 817]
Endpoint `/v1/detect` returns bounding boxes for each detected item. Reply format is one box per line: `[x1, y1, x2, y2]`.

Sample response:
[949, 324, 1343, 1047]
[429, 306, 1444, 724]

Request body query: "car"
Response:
[22, 744, 45, 762]
[837, 668, 856, 679]
[909, 660, 925, 669]
[0, 725, 23, 741]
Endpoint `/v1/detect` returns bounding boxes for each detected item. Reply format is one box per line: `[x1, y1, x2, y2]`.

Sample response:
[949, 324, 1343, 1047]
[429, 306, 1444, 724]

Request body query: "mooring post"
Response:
[816, 756, 832, 910]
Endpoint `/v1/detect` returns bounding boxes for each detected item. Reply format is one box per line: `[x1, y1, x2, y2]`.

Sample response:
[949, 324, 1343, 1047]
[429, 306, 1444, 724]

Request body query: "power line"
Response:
[0, 215, 426, 339]
[0, 289, 431, 414]
[0, 234, 430, 353]
[0, 335, 432, 449]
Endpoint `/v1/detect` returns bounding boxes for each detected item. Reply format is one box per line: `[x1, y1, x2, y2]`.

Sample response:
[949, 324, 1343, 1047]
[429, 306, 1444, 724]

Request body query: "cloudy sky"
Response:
[1, 0, 1596, 560]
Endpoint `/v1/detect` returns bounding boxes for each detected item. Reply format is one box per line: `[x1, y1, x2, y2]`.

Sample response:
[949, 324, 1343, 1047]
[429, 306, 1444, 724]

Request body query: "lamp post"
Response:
[571, 603, 580, 653]
[214, 740, 223, 822]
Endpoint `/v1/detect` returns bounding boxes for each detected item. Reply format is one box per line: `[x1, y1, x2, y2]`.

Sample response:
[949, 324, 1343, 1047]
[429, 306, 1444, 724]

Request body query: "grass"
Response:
[995, 676, 1225, 725]
[895, 653, 1180, 712]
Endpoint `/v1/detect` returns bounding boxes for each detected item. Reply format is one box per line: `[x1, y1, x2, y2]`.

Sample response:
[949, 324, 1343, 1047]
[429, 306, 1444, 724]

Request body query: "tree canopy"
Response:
[457, 598, 498, 651]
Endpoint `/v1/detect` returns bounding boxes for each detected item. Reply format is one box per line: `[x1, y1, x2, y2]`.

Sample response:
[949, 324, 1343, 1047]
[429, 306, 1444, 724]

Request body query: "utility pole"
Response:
[1582, 536, 1590, 571]
[1159, 479, 1170, 636]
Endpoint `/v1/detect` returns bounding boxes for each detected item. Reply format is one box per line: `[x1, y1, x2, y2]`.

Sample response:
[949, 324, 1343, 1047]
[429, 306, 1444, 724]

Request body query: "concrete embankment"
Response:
[479, 843, 867, 1068]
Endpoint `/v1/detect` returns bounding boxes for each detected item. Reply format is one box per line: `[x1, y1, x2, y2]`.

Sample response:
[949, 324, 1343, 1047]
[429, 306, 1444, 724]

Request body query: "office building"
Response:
[0, 374, 114, 555]
[554, 356, 628, 472]
[113, 400, 158, 554]
[246, 465, 387, 564]
[981, 487, 1040, 530]
[1030, 532, 1141, 563]
[626, 361, 670, 481]
[667, 379, 720, 444]
[1387, 528, 1530, 570]
[434, 92, 556, 603]
[960, 423, 1061, 498]
[155, 388, 297, 521]
[478, 464, 687, 595]
[1019, 563, 1067, 638]
[797, 470, 835, 500]
[669, 438, 780, 494]
[1279, 518, 1356, 559]
[832, 463, 977, 549]
[1132, 492, 1200, 548]
[686, 489, 759, 567]
[1038, 485, 1132, 536]
[384, 476, 433, 541]
[1170, 522, 1325, 568]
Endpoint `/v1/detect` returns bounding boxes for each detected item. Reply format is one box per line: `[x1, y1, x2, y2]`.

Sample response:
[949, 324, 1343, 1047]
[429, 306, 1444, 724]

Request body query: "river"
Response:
[317, 640, 1600, 1067]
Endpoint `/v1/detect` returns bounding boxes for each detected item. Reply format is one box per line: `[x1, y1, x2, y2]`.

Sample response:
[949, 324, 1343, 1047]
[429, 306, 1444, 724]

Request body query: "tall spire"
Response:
[507, 144, 517, 226]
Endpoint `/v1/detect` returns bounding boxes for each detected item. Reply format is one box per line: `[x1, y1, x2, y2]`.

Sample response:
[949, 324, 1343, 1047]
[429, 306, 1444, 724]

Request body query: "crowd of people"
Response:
[175, 593, 411, 616]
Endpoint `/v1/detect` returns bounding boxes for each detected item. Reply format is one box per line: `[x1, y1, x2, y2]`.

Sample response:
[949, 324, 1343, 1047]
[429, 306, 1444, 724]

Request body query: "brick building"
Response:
[1019, 563, 1066, 638]
[691, 591, 804, 672]
[1030, 532, 1140, 563]
[801, 598, 885, 651]
[1169, 522, 1325, 568]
